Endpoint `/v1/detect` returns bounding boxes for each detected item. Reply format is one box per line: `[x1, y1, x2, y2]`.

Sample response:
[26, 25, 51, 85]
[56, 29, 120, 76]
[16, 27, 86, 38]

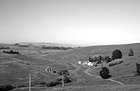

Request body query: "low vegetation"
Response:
[0, 47, 10, 49]
[3, 50, 19, 54]
[16, 76, 72, 88]
[47, 76, 72, 87]
[42, 46, 73, 50]
[109, 60, 123, 67]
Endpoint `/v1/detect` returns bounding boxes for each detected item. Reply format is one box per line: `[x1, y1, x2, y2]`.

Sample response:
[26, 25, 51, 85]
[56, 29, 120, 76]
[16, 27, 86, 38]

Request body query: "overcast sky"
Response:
[0, 0, 140, 46]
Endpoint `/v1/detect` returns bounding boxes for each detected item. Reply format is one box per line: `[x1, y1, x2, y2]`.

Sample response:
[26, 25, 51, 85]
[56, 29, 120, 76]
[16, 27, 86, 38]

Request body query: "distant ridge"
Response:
[14, 42, 80, 47]
[1, 42, 140, 48]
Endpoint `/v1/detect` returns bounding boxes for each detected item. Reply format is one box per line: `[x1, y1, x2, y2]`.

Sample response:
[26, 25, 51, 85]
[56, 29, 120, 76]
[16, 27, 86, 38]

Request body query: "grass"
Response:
[0, 43, 140, 91]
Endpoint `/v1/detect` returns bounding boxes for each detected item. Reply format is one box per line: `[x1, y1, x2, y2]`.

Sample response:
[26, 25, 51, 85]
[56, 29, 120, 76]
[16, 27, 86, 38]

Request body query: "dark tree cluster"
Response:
[100, 67, 111, 79]
[89, 55, 103, 63]
[89, 55, 112, 63]
[57, 70, 70, 76]
[42, 46, 73, 50]
[3, 50, 19, 54]
[0, 84, 15, 91]
[112, 49, 122, 60]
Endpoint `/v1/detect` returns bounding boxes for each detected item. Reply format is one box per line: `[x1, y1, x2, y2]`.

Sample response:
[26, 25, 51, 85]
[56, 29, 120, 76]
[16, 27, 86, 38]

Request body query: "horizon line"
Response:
[0, 41, 140, 47]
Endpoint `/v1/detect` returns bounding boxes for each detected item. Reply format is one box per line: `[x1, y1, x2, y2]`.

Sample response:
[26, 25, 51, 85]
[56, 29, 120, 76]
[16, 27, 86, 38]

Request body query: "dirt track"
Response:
[85, 67, 125, 85]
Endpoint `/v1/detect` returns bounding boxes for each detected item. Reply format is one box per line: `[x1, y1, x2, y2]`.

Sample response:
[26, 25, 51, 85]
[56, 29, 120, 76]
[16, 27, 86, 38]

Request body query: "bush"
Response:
[47, 81, 60, 87]
[17, 84, 27, 88]
[57, 70, 69, 76]
[128, 49, 134, 56]
[109, 60, 123, 67]
[89, 56, 96, 62]
[17, 81, 48, 88]
[100, 67, 111, 79]
[104, 56, 112, 63]
[56, 77, 72, 84]
[136, 63, 140, 76]
[0, 84, 15, 91]
[46, 76, 72, 87]
[112, 49, 122, 60]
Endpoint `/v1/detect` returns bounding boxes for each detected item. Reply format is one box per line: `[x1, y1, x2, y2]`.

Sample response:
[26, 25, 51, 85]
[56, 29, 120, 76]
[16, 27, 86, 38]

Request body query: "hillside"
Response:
[0, 43, 140, 91]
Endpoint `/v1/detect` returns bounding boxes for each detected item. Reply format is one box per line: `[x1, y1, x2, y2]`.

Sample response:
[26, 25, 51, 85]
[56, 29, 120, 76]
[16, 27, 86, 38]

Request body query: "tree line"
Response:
[42, 46, 73, 50]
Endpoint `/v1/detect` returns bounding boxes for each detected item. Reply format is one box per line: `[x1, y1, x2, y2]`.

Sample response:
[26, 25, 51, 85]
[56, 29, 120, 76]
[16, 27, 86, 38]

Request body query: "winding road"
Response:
[45, 63, 125, 86]
[84, 67, 125, 85]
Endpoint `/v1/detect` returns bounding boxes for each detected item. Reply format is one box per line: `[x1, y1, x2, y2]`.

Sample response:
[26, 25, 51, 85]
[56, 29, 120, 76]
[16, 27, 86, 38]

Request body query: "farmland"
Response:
[0, 43, 140, 91]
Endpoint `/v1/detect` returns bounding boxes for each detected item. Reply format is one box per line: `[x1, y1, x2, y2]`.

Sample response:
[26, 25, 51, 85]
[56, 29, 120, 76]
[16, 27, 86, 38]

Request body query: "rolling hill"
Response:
[0, 42, 140, 91]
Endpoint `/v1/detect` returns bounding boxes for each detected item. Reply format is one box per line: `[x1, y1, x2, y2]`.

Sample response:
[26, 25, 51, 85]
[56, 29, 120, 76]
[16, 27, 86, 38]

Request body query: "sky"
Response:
[0, 0, 140, 46]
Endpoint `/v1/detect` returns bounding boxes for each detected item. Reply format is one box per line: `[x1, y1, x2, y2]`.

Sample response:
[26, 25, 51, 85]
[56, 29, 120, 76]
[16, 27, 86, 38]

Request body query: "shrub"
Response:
[39, 81, 47, 86]
[128, 49, 134, 56]
[47, 81, 60, 87]
[17, 81, 48, 88]
[0, 84, 15, 91]
[17, 84, 27, 88]
[56, 76, 72, 83]
[104, 56, 112, 63]
[100, 67, 111, 79]
[46, 76, 72, 87]
[96, 60, 102, 64]
[89, 56, 96, 62]
[109, 60, 123, 67]
[57, 70, 69, 76]
[136, 63, 140, 76]
[112, 49, 122, 60]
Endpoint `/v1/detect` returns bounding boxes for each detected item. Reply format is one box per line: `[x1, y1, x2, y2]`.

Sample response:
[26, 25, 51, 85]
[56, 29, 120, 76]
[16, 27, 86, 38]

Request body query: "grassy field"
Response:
[0, 43, 140, 91]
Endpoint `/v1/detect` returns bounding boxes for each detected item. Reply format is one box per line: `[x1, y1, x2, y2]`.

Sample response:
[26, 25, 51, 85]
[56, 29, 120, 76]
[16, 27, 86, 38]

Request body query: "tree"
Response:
[89, 56, 97, 62]
[100, 67, 111, 79]
[104, 56, 112, 63]
[136, 63, 140, 76]
[128, 49, 134, 56]
[58, 70, 69, 76]
[57, 70, 70, 87]
[112, 49, 122, 60]
[0, 84, 15, 91]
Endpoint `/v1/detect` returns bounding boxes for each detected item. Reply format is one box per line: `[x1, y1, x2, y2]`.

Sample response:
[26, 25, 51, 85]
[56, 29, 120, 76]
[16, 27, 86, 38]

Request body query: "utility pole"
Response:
[62, 76, 64, 87]
[77, 75, 80, 84]
[29, 73, 31, 91]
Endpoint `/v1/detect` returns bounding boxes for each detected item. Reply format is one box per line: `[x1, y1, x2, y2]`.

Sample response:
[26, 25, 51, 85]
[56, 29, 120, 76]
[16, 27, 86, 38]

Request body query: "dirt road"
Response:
[84, 67, 125, 85]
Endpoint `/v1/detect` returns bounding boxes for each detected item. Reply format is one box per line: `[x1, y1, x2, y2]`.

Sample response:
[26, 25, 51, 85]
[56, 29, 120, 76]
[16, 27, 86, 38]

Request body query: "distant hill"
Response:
[14, 42, 80, 47]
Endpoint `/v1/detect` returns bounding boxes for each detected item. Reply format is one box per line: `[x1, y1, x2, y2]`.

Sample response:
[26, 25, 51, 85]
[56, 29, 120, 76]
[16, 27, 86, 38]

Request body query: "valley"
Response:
[0, 43, 140, 91]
